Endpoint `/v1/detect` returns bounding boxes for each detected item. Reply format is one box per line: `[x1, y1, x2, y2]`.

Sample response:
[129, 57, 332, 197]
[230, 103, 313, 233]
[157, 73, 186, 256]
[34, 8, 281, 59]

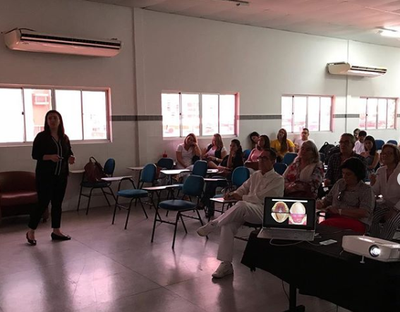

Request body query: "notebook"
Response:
[257, 196, 316, 241]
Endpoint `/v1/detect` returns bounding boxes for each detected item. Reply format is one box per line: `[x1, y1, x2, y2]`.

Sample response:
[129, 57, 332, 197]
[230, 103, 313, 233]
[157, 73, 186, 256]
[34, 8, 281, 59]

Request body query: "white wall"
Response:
[134, 9, 400, 160]
[0, 0, 137, 210]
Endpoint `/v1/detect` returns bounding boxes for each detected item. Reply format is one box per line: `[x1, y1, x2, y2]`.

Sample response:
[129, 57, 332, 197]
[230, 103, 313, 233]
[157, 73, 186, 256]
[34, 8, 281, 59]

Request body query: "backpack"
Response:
[319, 142, 335, 156]
[325, 145, 340, 165]
[84, 157, 106, 183]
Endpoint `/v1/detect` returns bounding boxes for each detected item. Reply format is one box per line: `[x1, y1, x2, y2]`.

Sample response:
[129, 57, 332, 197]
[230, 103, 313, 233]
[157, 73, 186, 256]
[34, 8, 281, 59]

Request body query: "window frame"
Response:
[161, 91, 238, 138]
[359, 97, 397, 130]
[282, 94, 333, 133]
[0, 84, 112, 146]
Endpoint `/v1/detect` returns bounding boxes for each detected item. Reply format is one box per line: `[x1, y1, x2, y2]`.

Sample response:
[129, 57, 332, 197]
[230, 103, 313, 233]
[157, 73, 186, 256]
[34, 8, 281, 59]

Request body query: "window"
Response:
[358, 97, 397, 130]
[0, 86, 109, 144]
[281, 95, 332, 133]
[161, 92, 237, 137]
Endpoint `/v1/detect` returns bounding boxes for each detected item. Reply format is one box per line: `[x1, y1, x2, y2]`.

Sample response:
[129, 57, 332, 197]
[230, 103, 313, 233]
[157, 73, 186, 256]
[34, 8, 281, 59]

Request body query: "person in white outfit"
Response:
[197, 148, 284, 279]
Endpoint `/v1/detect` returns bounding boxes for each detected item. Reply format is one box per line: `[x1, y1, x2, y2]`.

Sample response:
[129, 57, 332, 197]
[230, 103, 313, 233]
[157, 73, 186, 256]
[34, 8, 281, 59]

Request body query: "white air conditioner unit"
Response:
[327, 62, 387, 77]
[3, 28, 122, 57]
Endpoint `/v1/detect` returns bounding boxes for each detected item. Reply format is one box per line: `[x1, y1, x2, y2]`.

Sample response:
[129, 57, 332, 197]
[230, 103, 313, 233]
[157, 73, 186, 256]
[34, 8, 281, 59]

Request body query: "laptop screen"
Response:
[263, 197, 316, 230]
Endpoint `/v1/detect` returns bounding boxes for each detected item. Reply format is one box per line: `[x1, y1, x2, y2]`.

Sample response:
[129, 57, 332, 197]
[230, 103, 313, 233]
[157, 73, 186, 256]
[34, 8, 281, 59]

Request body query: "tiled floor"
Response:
[0, 204, 351, 312]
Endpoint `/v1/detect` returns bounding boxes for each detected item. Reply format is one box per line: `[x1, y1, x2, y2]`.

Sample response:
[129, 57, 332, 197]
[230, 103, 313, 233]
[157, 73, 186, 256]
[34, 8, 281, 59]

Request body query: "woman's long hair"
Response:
[184, 133, 197, 147]
[300, 140, 320, 164]
[382, 144, 400, 166]
[364, 135, 377, 156]
[44, 110, 65, 139]
[231, 139, 243, 157]
[257, 135, 270, 150]
[278, 128, 288, 153]
[214, 133, 224, 150]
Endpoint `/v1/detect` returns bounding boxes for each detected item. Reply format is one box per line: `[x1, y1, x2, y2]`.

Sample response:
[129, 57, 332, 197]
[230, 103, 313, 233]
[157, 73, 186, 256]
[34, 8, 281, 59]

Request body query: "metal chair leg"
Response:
[85, 188, 94, 215]
[139, 198, 148, 219]
[77, 185, 83, 211]
[180, 214, 188, 234]
[101, 188, 112, 206]
[112, 196, 119, 225]
[172, 212, 180, 249]
[151, 207, 160, 243]
[124, 201, 133, 230]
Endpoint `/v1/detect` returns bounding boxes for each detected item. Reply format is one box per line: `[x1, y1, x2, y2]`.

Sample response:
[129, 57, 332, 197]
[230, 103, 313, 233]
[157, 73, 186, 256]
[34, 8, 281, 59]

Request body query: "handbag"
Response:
[84, 157, 106, 183]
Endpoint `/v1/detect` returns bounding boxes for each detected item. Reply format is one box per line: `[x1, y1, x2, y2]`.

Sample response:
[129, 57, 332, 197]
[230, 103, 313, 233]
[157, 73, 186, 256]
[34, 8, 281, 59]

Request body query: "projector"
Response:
[342, 235, 400, 262]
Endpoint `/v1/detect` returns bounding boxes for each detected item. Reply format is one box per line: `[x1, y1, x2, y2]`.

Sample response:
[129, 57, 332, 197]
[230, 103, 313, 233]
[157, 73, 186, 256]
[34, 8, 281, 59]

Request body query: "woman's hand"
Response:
[44, 154, 62, 162]
[369, 173, 376, 186]
[68, 155, 76, 165]
[326, 206, 339, 214]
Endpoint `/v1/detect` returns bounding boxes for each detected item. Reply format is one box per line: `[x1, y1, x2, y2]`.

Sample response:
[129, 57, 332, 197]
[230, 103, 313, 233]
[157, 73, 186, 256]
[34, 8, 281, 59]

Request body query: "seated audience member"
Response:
[176, 133, 201, 169]
[202, 139, 244, 218]
[353, 130, 367, 154]
[369, 144, 400, 240]
[284, 141, 324, 198]
[245, 134, 270, 171]
[353, 128, 360, 141]
[294, 128, 314, 152]
[324, 133, 365, 187]
[202, 133, 227, 169]
[197, 149, 284, 278]
[271, 128, 295, 161]
[249, 131, 260, 150]
[318, 157, 374, 233]
[360, 135, 379, 179]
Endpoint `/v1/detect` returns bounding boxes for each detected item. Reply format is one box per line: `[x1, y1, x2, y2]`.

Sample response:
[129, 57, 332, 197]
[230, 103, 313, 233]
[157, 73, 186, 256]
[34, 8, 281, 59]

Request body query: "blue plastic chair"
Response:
[375, 139, 385, 150]
[157, 157, 174, 170]
[274, 162, 287, 175]
[151, 175, 205, 249]
[243, 149, 251, 161]
[387, 140, 398, 146]
[78, 158, 116, 215]
[283, 153, 297, 166]
[112, 163, 156, 229]
[231, 166, 250, 188]
[192, 160, 208, 177]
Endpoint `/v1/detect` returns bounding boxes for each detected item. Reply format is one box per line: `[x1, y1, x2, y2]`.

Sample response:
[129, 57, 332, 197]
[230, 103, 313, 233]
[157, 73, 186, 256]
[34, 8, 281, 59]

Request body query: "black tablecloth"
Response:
[241, 225, 400, 312]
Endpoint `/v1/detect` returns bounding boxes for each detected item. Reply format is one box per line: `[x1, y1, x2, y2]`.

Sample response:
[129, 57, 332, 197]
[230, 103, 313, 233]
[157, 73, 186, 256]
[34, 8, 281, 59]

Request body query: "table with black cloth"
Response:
[241, 225, 400, 312]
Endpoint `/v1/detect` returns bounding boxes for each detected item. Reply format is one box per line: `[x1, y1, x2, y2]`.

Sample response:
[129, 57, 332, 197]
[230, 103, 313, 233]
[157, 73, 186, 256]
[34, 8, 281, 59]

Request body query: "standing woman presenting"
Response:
[26, 110, 75, 245]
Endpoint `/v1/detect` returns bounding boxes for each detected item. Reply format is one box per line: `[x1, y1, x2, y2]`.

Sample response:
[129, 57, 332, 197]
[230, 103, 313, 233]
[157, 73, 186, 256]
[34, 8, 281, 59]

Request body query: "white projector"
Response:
[342, 235, 400, 262]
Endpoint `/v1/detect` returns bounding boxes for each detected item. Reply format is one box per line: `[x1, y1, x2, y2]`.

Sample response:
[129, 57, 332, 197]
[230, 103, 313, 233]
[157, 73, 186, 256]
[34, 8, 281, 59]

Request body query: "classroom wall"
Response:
[1, 1, 400, 211]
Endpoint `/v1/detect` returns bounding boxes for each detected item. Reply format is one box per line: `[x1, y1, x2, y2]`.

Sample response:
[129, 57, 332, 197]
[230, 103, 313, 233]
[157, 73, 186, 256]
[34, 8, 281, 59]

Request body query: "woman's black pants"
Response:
[28, 175, 68, 230]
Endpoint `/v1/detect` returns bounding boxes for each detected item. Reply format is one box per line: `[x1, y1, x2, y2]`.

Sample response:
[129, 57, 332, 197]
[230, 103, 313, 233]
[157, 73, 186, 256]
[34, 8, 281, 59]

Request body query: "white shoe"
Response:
[212, 262, 233, 279]
[197, 222, 217, 237]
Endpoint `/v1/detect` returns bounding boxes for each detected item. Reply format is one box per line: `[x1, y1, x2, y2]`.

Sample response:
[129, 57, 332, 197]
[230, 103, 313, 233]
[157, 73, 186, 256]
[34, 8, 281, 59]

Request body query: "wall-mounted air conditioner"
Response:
[3, 28, 122, 57]
[327, 62, 387, 77]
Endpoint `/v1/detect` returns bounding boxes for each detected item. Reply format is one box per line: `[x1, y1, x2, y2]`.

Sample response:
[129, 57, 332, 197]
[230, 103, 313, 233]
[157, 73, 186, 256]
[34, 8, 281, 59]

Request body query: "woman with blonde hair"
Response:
[203, 133, 227, 169]
[283, 140, 324, 198]
[176, 133, 201, 169]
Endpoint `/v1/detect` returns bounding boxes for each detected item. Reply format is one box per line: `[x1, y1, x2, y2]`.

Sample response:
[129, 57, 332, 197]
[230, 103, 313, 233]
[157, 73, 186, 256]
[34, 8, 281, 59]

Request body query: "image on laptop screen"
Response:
[263, 197, 316, 230]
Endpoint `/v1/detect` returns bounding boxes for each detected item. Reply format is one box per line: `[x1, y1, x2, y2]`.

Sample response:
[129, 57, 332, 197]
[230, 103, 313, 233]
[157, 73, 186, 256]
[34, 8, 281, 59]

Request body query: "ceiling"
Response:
[84, 0, 400, 48]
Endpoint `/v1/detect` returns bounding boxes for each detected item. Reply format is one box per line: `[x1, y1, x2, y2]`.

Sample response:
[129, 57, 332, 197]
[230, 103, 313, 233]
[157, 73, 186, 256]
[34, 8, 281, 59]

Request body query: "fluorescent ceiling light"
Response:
[215, 0, 250, 6]
[377, 28, 400, 38]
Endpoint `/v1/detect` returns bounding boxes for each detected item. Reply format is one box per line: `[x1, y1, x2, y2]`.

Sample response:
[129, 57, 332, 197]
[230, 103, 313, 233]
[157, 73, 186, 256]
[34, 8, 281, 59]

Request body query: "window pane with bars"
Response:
[181, 93, 199, 137]
[82, 91, 107, 140]
[293, 96, 307, 133]
[202, 94, 218, 136]
[307, 96, 319, 131]
[281, 96, 293, 132]
[377, 99, 387, 129]
[358, 98, 367, 129]
[162, 93, 180, 137]
[219, 94, 235, 135]
[366, 98, 377, 129]
[320, 97, 332, 131]
[55, 90, 83, 140]
[24, 89, 52, 142]
[0, 89, 24, 143]
[387, 99, 396, 129]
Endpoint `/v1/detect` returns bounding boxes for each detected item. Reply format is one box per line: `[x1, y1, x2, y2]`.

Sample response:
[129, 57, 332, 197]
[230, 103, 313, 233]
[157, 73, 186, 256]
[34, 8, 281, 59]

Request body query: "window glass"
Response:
[366, 98, 377, 129]
[293, 96, 307, 133]
[281, 96, 293, 132]
[307, 97, 319, 132]
[202, 94, 218, 136]
[181, 93, 199, 137]
[55, 90, 82, 140]
[320, 97, 332, 131]
[387, 99, 396, 129]
[24, 89, 52, 142]
[162, 93, 180, 137]
[82, 91, 107, 140]
[0, 89, 24, 143]
[358, 98, 367, 128]
[377, 99, 387, 129]
[219, 94, 235, 135]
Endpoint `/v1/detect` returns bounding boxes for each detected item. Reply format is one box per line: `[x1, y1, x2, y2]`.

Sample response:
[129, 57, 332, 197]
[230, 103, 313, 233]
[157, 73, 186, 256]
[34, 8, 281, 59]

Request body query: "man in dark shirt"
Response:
[324, 133, 366, 187]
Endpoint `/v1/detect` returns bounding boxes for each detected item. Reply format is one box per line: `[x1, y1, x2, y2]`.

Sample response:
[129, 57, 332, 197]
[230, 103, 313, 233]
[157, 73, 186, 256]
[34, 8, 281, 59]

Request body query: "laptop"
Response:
[257, 196, 316, 241]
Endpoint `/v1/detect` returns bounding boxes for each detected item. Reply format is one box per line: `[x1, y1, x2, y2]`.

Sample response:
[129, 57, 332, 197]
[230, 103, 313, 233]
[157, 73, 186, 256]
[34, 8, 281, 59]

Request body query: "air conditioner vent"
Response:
[327, 62, 387, 77]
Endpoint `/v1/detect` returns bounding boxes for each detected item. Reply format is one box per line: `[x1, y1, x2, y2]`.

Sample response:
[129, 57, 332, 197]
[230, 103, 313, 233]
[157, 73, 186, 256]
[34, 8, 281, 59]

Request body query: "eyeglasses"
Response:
[257, 156, 269, 161]
[339, 140, 351, 145]
[337, 191, 345, 201]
